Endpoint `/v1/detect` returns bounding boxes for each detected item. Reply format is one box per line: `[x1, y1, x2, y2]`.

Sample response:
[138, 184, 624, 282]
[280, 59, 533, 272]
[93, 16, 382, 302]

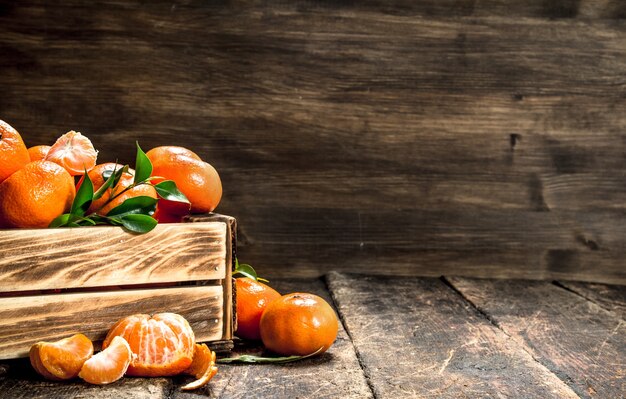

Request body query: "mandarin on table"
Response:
[45, 130, 97, 176]
[146, 146, 222, 214]
[29, 333, 94, 381]
[235, 277, 281, 341]
[78, 336, 132, 385]
[81, 162, 157, 216]
[0, 120, 30, 183]
[0, 160, 75, 228]
[103, 312, 195, 377]
[260, 292, 339, 356]
[27, 145, 51, 162]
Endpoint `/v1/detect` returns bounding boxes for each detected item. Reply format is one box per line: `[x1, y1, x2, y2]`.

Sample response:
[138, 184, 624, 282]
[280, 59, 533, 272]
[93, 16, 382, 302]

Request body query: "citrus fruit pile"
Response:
[0, 120, 222, 230]
[30, 313, 217, 390]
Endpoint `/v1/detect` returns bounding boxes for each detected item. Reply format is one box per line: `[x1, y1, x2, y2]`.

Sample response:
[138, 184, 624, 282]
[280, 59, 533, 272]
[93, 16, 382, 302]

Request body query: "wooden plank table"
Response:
[1, 274, 624, 398]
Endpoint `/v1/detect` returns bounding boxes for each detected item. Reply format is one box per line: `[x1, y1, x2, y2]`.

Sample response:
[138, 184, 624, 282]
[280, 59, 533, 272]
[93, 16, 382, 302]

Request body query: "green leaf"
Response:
[49, 213, 71, 228]
[106, 196, 157, 217]
[134, 142, 152, 184]
[233, 259, 258, 280]
[77, 217, 97, 226]
[71, 170, 94, 216]
[90, 215, 109, 225]
[113, 165, 129, 188]
[94, 164, 123, 200]
[217, 347, 324, 364]
[154, 180, 190, 203]
[113, 214, 158, 233]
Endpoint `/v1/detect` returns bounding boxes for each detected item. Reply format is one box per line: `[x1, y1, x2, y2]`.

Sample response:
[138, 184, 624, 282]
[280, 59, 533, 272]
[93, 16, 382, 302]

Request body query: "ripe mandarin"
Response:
[260, 293, 338, 356]
[0, 160, 75, 228]
[0, 120, 30, 183]
[27, 145, 51, 162]
[235, 277, 281, 341]
[146, 146, 222, 214]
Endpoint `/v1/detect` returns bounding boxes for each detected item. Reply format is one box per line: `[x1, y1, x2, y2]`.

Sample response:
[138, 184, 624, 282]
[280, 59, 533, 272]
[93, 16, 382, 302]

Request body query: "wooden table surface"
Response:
[1, 274, 624, 399]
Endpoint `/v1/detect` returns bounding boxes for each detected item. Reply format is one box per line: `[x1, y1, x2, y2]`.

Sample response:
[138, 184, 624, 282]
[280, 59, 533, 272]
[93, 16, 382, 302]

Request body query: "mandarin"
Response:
[27, 145, 51, 162]
[0, 160, 75, 228]
[0, 120, 30, 183]
[81, 163, 157, 216]
[45, 130, 98, 176]
[260, 293, 338, 356]
[103, 313, 195, 377]
[235, 277, 281, 341]
[29, 333, 94, 381]
[78, 336, 132, 385]
[146, 146, 222, 214]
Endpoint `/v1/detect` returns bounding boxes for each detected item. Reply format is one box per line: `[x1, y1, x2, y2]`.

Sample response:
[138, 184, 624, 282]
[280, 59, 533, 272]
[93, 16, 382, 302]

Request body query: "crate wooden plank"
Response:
[559, 281, 626, 320]
[185, 214, 237, 348]
[325, 272, 578, 398]
[0, 222, 227, 292]
[0, 285, 224, 360]
[447, 277, 626, 398]
[174, 277, 374, 399]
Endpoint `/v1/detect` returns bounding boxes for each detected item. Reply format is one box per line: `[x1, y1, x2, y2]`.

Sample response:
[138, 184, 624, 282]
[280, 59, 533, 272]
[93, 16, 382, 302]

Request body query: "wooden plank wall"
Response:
[0, 1, 624, 283]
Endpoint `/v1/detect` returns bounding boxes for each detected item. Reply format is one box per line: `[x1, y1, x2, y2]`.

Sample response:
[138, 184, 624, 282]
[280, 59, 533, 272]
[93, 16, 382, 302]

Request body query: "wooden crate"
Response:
[0, 213, 236, 360]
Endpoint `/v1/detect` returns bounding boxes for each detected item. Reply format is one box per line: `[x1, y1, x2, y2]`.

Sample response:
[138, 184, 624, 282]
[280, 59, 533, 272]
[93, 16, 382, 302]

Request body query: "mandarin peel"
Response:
[181, 347, 218, 391]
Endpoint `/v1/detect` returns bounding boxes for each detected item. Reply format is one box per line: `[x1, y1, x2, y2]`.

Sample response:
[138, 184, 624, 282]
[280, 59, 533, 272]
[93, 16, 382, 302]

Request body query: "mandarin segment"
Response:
[45, 130, 98, 176]
[260, 293, 339, 356]
[79, 336, 132, 385]
[103, 313, 195, 377]
[0, 160, 76, 228]
[29, 333, 94, 380]
[0, 119, 30, 183]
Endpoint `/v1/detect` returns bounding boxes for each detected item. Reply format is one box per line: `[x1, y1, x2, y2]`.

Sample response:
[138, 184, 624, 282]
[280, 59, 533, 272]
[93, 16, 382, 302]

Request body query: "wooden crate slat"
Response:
[0, 285, 224, 360]
[447, 277, 626, 398]
[0, 222, 227, 292]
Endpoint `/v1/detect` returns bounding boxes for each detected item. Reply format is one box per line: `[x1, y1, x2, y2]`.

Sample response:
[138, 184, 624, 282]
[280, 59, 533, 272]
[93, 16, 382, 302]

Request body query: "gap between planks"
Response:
[439, 276, 565, 378]
[322, 274, 379, 399]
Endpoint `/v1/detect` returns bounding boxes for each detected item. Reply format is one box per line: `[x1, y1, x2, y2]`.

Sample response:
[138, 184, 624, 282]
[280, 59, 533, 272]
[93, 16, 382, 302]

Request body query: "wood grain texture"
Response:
[186, 214, 237, 344]
[559, 281, 626, 319]
[0, 365, 172, 399]
[0, 222, 227, 292]
[237, 207, 626, 284]
[447, 277, 626, 398]
[0, 285, 224, 360]
[0, 2, 624, 281]
[326, 272, 579, 398]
